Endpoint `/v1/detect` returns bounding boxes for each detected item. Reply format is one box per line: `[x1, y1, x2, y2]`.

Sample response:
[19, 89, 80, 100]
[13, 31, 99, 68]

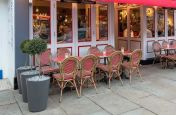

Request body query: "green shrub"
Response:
[26, 38, 47, 56]
[20, 40, 30, 54]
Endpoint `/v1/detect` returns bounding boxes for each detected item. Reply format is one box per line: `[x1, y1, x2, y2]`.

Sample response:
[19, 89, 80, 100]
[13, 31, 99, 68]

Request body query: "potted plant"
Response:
[17, 40, 35, 94]
[25, 38, 50, 112]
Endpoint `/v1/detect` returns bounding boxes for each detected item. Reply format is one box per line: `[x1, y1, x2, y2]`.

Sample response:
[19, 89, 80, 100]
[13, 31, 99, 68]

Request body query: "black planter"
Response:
[27, 76, 50, 112]
[20, 70, 40, 103]
[16, 66, 35, 94]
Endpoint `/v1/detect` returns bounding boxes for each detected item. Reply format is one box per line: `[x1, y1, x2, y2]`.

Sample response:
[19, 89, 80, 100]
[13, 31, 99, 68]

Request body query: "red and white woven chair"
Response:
[122, 49, 142, 84]
[97, 51, 123, 88]
[87, 46, 101, 55]
[37, 50, 58, 75]
[52, 57, 79, 102]
[152, 41, 166, 67]
[77, 55, 98, 96]
[104, 45, 115, 54]
[57, 48, 71, 57]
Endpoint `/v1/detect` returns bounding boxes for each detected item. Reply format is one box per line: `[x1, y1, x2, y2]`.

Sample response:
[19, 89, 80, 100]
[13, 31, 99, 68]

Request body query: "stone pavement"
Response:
[1, 64, 176, 115]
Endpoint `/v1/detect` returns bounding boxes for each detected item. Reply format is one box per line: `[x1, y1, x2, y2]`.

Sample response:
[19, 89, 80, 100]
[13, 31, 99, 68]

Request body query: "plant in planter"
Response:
[17, 40, 35, 94]
[25, 38, 51, 112]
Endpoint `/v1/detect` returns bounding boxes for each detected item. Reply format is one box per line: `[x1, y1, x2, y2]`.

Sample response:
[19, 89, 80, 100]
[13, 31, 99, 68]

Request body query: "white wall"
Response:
[0, 0, 15, 87]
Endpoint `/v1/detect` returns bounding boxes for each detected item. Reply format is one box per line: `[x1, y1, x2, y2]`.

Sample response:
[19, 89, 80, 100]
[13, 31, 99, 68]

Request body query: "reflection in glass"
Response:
[168, 10, 174, 36]
[157, 8, 165, 37]
[96, 4, 108, 41]
[57, 2, 72, 43]
[146, 8, 155, 38]
[78, 4, 91, 42]
[130, 8, 140, 38]
[118, 9, 127, 37]
[33, 0, 50, 43]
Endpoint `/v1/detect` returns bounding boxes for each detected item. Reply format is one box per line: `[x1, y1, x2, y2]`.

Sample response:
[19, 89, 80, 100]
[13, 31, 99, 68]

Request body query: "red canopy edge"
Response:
[97, 0, 176, 8]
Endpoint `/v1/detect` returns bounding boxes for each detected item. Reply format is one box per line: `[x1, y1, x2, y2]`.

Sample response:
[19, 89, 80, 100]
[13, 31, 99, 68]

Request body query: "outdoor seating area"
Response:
[38, 45, 143, 102]
[152, 40, 176, 68]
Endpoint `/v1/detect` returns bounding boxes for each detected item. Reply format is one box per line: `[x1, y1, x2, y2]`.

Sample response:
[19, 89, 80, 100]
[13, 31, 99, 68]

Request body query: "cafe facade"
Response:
[1, 0, 176, 86]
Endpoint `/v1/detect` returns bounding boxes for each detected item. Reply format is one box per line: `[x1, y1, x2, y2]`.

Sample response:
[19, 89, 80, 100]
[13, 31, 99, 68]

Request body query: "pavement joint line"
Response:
[85, 95, 113, 115]
[111, 90, 158, 115]
[12, 90, 24, 115]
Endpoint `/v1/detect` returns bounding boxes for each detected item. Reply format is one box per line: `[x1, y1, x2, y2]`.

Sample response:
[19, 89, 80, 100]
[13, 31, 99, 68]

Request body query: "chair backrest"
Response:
[104, 45, 115, 54]
[162, 40, 169, 48]
[88, 46, 101, 55]
[108, 51, 123, 70]
[57, 48, 71, 57]
[80, 55, 97, 72]
[39, 49, 51, 66]
[152, 41, 161, 56]
[170, 40, 176, 47]
[60, 57, 79, 77]
[130, 49, 142, 66]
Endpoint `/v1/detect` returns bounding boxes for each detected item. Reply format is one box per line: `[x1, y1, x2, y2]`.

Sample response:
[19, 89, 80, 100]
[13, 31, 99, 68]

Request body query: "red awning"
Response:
[97, 0, 176, 8]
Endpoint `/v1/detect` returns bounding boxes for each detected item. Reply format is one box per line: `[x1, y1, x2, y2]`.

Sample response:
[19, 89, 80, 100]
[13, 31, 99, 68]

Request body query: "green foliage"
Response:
[26, 38, 47, 56]
[20, 40, 30, 53]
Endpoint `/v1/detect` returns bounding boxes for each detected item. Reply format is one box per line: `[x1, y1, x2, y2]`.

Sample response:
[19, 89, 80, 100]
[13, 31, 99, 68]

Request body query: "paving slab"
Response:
[134, 95, 176, 115]
[0, 103, 22, 115]
[0, 90, 16, 106]
[88, 92, 139, 115]
[120, 108, 156, 115]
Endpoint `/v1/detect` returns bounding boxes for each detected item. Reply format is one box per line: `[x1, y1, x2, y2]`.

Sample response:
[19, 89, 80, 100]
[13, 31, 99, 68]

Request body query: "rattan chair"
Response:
[87, 46, 101, 55]
[104, 45, 115, 54]
[37, 50, 58, 75]
[152, 41, 166, 67]
[57, 48, 71, 57]
[53, 57, 79, 102]
[97, 51, 123, 88]
[122, 49, 142, 84]
[78, 55, 98, 96]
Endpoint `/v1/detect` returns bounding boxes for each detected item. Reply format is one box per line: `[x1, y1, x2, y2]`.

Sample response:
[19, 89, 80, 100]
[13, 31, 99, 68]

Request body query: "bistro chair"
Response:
[37, 50, 58, 75]
[152, 41, 166, 67]
[57, 48, 71, 57]
[97, 51, 123, 88]
[122, 49, 142, 84]
[170, 40, 176, 54]
[77, 55, 98, 96]
[104, 45, 115, 54]
[88, 46, 101, 55]
[52, 57, 79, 102]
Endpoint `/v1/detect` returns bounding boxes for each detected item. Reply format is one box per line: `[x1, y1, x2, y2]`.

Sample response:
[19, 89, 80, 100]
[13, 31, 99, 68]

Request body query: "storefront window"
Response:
[146, 8, 155, 38]
[57, 2, 72, 43]
[168, 10, 174, 36]
[96, 4, 108, 41]
[118, 9, 127, 37]
[78, 4, 91, 42]
[130, 8, 140, 38]
[33, 0, 50, 43]
[157, 8, 165, 37]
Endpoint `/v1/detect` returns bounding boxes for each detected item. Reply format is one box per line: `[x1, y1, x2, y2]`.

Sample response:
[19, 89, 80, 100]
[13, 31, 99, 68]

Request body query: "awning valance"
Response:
[97, 0, 176, 8]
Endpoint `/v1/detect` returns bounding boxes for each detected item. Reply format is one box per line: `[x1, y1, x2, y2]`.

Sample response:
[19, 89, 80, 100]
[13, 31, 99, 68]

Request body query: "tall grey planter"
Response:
[21, 70, 39, 103]
[27, 76, 50, 112]
[16, 66, 35, 94]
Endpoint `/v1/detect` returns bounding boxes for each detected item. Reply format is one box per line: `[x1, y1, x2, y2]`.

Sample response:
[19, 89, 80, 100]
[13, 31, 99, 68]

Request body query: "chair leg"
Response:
[108, 74, 112, 89]
[153, 57, 156, 64]
[129, 70, 132, 84]
[117, 71, 123, 86]
[73, 80, 80, 97]
[79, 78, 83, 96]
[59, 82, 64, 103]
[137, 68, 142, 81]
[91, 77, 98, 94]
